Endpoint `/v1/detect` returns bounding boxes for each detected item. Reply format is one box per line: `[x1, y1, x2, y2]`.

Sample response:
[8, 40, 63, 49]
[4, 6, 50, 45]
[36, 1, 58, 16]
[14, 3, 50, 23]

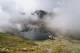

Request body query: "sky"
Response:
[0, 0, 62, 26]
[1, 0, 80, 38]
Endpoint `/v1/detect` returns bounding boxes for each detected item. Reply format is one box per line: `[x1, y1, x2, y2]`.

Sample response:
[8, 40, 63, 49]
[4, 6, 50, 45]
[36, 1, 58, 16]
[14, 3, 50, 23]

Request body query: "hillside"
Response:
[0, 33, 39, 53]
[0, 33, 80, 53]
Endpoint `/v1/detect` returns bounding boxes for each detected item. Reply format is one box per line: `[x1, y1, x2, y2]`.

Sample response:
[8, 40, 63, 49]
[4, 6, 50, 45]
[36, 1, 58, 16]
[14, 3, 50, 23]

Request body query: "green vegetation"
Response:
[0, 33, 80, 53]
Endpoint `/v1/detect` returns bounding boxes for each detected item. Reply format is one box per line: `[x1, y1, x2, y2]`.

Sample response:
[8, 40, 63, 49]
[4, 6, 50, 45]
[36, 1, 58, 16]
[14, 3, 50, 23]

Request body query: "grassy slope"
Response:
[0, 33, 40, 53]
[0, 33, 80, 53]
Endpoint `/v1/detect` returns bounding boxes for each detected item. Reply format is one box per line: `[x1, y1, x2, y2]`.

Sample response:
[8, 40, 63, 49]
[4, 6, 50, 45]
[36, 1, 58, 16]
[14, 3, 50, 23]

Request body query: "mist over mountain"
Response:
[0, 0, 80, 39]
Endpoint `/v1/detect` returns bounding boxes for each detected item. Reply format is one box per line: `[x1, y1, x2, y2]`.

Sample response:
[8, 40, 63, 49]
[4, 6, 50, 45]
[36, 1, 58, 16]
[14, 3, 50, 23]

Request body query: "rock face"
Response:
[19, 10, 55, 40]
[21, 10, 48, 31]
[32, 10, 47, 19]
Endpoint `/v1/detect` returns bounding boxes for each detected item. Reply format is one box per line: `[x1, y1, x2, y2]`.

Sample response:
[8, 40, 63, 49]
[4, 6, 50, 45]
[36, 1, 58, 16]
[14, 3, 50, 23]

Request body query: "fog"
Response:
[44, 0, 80, 39]
[0, 0, 59, 32]
[0, 0, 80, 39]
